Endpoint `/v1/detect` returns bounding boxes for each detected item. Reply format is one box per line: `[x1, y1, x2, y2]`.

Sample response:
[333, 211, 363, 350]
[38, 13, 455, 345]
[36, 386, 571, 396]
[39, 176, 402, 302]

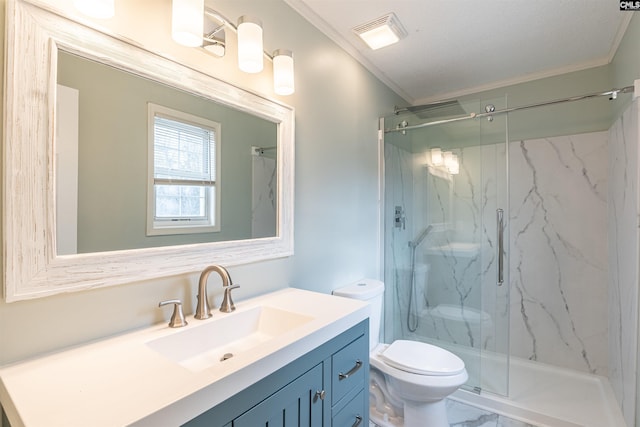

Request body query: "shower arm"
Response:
[387, 85, 635, 133]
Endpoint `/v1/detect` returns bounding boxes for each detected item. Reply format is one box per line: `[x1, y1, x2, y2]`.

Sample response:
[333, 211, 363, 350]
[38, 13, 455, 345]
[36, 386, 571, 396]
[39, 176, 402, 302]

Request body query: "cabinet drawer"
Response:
[332, 389, 365, 427]
[332, 335, 366, 405]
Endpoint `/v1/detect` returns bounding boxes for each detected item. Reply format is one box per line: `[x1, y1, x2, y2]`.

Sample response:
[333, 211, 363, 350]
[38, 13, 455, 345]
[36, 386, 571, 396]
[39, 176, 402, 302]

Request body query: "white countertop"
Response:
[0, 288, 369, 427]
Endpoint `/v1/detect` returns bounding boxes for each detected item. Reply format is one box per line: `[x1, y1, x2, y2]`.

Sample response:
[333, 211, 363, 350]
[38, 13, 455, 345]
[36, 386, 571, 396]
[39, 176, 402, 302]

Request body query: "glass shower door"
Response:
[382, 96, 509, 396]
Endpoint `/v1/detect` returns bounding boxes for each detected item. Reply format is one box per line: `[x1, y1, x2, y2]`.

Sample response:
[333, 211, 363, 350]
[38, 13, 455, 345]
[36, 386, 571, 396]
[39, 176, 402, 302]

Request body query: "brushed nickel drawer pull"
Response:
[352, 415, 363, 427]
[338, 360, 363, 380]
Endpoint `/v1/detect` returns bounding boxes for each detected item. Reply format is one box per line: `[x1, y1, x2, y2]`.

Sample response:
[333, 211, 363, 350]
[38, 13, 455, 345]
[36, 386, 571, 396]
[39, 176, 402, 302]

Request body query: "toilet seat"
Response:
[378, 340, 465, 376]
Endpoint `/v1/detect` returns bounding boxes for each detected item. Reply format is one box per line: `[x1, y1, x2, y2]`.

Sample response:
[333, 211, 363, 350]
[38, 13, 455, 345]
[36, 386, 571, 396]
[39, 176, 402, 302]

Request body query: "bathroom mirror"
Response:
[56, 51, 278, 254]
[3, 0, 294, 302]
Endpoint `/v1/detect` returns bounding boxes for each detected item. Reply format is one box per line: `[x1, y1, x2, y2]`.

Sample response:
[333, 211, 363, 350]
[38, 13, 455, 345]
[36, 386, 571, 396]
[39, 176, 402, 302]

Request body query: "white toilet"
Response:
[333, 279, 468, 427]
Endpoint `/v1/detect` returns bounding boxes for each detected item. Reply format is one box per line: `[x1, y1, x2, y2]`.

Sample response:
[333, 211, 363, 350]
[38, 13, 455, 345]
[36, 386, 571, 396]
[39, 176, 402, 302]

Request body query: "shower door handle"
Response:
[497, 208, 504, 286]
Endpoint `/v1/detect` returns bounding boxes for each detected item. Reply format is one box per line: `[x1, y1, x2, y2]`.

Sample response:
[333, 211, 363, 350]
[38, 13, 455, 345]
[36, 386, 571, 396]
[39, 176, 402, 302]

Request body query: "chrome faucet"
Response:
[195, 265, 240, 319]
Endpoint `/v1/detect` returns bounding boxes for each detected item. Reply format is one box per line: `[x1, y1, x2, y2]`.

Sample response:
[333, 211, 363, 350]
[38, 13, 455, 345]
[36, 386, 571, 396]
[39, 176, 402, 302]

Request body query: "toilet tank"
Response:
[333, 279, 384, 351]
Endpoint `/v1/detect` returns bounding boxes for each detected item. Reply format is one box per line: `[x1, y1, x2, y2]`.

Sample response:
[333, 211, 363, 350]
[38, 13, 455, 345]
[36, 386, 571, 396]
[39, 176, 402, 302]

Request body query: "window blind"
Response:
[153, 115, 216, 185]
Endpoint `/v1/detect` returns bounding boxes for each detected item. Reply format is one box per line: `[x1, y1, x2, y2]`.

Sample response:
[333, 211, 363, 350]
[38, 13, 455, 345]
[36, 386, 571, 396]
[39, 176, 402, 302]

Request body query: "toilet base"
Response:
[404, 399, 448, 427]
[370, 399, 449, 427]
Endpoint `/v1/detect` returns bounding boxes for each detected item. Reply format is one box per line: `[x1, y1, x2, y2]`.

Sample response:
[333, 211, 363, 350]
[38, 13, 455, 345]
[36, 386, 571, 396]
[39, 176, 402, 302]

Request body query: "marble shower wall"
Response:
[509, 131, 609, 375]
[608, 100, 638, 426]
[251, 154, 277, 238]
[384, 112, 637, 412]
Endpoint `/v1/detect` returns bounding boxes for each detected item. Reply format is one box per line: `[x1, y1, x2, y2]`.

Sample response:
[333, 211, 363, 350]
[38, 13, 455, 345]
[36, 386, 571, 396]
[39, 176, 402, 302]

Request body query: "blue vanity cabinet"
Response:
[182, 320, 368, 427]
[233, 363, 323, 426]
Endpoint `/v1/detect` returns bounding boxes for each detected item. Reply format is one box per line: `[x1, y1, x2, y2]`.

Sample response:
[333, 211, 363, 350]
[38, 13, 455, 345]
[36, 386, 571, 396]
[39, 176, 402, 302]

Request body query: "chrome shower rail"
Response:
[386, 85, 635, 133]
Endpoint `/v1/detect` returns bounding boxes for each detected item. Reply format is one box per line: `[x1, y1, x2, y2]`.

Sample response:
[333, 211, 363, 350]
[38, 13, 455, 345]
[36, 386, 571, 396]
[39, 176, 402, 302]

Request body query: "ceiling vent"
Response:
[352, 12, 407, 50]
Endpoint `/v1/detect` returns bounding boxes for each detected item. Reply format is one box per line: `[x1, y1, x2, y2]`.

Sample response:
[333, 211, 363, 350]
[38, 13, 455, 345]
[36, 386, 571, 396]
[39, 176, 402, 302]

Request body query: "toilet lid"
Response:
[379, 340, 465, 376]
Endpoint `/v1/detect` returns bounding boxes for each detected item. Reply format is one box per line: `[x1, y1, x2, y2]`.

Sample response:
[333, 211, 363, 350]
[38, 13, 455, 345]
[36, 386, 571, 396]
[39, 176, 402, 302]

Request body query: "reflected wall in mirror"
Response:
[56, 52, 278, 255]
[3, 0, 294, 302]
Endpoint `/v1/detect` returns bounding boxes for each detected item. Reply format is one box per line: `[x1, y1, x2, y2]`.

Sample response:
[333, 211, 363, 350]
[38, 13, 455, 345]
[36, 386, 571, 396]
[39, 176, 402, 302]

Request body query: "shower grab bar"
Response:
[497, 209, 504, 286]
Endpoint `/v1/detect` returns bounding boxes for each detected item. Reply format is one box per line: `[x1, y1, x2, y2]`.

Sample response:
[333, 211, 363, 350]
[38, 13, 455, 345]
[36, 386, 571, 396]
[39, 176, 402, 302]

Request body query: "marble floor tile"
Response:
[447, 399, 537, 427]
[370, 399, 538, 427]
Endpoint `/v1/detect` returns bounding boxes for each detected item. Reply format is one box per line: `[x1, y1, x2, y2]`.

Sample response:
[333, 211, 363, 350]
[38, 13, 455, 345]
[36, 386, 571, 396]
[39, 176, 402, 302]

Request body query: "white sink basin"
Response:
[146, 306, 314, 371]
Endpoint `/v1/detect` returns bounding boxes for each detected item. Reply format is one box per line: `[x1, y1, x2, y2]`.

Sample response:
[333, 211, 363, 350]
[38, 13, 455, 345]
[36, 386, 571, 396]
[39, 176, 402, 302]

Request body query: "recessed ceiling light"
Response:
[353, 12, 407, 50]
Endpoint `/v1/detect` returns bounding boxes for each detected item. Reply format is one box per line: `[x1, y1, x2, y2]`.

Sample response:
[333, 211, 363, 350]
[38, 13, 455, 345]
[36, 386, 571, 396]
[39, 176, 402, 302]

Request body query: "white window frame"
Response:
[146, 103, 221, 236]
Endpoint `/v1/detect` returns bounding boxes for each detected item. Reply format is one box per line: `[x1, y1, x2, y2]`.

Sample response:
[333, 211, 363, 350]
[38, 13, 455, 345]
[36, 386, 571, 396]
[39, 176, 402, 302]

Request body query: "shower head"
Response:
[408, 225, 433, 249]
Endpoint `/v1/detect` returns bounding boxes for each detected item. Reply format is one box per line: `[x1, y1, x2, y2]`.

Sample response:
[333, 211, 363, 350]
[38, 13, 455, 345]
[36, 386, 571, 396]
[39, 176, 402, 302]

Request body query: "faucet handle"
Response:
[159, 299, 188, 328]
[220, 284, 240, 313]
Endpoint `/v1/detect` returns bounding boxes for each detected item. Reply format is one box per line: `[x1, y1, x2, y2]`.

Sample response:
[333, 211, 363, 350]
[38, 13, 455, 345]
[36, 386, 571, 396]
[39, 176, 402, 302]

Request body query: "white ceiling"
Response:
[285, 0, 633, 105]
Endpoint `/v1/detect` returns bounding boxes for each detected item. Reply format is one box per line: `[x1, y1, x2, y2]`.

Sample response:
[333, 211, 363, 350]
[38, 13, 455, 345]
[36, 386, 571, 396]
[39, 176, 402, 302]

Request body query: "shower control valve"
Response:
[394, 206, 406, 230]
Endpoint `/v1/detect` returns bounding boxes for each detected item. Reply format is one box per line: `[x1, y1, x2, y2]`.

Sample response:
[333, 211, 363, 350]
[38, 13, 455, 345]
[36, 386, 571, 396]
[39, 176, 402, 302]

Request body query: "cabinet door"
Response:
[233, 364, 323, 427]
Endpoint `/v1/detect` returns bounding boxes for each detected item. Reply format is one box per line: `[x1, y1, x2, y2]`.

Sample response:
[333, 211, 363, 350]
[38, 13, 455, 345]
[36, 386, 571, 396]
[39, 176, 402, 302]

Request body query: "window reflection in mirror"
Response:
[56, 51, 278, 255]
[147, 104, 221, 237]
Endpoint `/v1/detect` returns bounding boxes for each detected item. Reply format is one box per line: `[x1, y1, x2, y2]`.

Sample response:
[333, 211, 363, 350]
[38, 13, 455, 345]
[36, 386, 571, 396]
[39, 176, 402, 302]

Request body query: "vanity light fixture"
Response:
[443, 151, 454, 168]
[172, 0, 205, 47]
[202, 9, 227, 58]
[430, 148, 443, 166]
[353, 12, 407, 50]
[427, 148, 459, 176]
[170, 3, 295, 95]
[448, 154, 460, 175]
[73, 0, 114, 19]
[203, 38, 225, 57]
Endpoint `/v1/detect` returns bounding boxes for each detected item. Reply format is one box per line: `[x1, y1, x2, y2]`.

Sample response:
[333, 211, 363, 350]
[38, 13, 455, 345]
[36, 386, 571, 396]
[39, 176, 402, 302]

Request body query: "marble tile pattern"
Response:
[370, 399, 539, 427]
[383, 118, 628, 404]
[607, 100, 638, 427]
[509, 131, 609, 375]
[446, 399, 538, 427]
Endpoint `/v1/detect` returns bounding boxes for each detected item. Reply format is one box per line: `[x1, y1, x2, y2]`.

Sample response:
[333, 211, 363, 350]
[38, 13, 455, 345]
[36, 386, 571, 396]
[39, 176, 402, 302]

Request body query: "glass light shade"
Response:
[237, 16, 264, 73]
[172, 0, 204, 47]
[430, 148, 442, 165]
[443, 151, 454, 168]
[273, 50, 295, 96]
[448, 154, 460, 174]
[73, 0, 114, 19]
